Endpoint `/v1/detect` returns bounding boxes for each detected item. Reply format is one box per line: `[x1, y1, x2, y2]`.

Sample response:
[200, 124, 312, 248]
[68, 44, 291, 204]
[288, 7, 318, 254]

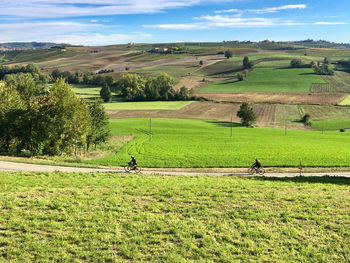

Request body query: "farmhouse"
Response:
[149, 47, 169, 53]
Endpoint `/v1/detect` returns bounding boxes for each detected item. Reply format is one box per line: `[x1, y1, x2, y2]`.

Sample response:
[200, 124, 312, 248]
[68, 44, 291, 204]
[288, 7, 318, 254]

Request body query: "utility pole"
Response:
[285, 119, 287, 136]
[149, 118, 152, 143]
[230, 116, 233, 137]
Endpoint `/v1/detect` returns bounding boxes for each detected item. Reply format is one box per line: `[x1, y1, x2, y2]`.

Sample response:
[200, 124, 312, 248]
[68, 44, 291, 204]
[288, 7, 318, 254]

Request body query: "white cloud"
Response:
[0, 0, 230, 18]
[0, 22, 151, 45]
[214, 9, 239, 14]
[249, 4, 306, 14]
[314, 22, 346, 25]
[144, 15, 276, 30]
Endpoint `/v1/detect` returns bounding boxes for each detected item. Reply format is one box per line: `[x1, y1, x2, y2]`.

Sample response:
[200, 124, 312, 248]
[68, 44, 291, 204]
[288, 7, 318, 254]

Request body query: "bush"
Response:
[301, 114, 311, 126]
[340, 128, 345, 132]
[290, 59, 304, 68]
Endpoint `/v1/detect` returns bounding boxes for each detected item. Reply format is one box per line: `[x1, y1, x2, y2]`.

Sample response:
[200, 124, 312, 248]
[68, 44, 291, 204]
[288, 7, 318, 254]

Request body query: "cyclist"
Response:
[252, 159, 261, 169]
[129, 155, 137, 170]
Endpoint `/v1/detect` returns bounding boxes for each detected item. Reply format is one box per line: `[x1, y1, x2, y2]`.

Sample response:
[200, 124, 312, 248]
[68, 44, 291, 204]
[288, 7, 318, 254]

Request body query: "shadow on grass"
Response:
[252, 175, 350, 185]
[205, 120, 241, 128]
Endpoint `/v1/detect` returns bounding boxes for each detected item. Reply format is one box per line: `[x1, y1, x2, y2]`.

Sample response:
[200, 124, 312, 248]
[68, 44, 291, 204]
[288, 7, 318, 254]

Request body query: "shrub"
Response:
[301, 114, 311, 126]
[290, 59, 304, 68]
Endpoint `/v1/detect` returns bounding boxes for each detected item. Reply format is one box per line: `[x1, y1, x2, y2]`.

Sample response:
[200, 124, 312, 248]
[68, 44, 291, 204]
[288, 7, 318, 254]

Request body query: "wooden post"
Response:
[299, 161, 302, 176]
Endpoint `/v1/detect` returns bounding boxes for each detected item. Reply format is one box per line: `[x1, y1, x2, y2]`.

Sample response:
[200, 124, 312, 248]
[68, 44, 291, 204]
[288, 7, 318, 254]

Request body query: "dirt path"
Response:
[1, 161, 350, 178]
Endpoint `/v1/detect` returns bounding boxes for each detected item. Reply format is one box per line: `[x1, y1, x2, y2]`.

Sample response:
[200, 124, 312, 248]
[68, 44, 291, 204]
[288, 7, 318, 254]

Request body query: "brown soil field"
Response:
[107, 101, 277, 127]
[197, 92, 346, 105]
[8, 45, 224, 74]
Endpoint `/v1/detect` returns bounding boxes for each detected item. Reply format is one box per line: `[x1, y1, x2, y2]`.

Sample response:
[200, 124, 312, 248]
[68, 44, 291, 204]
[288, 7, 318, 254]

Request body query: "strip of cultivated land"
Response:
[0, 172, 348, 262]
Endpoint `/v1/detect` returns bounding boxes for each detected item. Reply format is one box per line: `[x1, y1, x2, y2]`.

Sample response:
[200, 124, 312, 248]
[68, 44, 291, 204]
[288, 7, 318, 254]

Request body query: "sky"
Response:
[0, 0, 349, 46]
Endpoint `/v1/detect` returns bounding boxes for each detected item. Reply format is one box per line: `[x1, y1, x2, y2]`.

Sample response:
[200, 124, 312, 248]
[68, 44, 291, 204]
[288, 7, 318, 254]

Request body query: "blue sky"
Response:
[0, 0, 349, 45]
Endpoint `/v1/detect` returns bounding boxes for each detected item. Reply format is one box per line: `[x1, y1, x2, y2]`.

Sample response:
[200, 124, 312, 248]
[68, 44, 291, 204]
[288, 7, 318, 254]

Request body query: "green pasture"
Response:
[1, 172, 348, 262]
[103, 101, 192, 110]
[72, 84, 102, 95]
[201, 68, 326, 93]
[90, 118, 350, 168]
[339, 95, 350, 105]
[311, 119, 350, 131]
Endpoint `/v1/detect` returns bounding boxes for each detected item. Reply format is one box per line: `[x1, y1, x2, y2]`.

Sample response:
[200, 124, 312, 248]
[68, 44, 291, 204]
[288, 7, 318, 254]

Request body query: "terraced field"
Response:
[89, 118, 350, 168]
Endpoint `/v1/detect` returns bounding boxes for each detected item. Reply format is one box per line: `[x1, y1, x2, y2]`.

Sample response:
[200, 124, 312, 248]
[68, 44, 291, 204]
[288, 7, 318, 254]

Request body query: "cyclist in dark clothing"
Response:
[129, 155, 137, 170]
[252, 159, 261, 168]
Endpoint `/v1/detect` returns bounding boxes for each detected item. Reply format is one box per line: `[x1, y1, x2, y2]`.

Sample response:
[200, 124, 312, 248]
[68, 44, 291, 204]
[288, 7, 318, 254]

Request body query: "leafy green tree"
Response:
[117, 74, 146, 101]
[100, 83, 112, 102]
[4, 73, 41, 102]
[290, 59, 304, 68]
[237, 102, 257, 127]
[0, 81, 26, 153]
[243, 56, 253, 69]
[44, 78, 91, 155]
[224, 50, 233, 59]
[324, 57, 329, 65]
[153, 73, 175, 101]
[87, 100, 110, 151]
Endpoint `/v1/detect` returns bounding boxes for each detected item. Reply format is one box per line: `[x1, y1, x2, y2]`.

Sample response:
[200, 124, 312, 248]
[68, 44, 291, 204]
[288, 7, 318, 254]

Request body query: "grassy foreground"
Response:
[0, 172, 349, 262]
[92, 118, 350, 168]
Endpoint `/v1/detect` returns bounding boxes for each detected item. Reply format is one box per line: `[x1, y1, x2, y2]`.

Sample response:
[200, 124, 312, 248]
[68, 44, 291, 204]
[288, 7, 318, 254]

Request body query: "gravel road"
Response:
[1, 161, 350, 178]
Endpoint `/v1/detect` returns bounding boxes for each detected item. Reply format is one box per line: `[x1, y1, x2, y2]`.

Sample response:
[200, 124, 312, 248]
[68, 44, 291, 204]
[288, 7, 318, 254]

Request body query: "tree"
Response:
[87, 100, 110, 151]
[224, 50, 233, 59]
[324, 57, 329, 65]
[44, 78, 91, 155]
[152, 73, 175, 101]
[243, 56, 253, 69]
[100, 83, 112, 102]
[117, 74, 146, 101]
[301, 114, 311, 126]
[0, 81, 26, 153]
[237, 102, 257, 127]
[4, 73, 40, 102]
[290, 59, 304, 68]
[199, 60, 203, 66]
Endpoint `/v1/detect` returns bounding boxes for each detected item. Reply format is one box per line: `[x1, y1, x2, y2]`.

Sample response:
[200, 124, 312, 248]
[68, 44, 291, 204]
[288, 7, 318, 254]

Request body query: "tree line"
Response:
[115, 73, 192, 101]
[0, 76, 109, 156]
[51, 69, 114, 87]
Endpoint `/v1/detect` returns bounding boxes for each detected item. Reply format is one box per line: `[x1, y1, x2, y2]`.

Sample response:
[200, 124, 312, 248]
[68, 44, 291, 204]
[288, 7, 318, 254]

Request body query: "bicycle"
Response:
[247, 166, 265, 175]
[124, 162, 141, 173]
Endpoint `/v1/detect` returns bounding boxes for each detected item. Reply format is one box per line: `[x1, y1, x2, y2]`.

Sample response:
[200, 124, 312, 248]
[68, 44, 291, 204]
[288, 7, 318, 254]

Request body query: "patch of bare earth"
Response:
[107, 101, 276, 127]
[197, 92, 346, 105]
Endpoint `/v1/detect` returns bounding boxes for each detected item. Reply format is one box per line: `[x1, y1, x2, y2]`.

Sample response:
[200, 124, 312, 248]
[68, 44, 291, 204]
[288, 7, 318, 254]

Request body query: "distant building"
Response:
[149, 47, 169, 53]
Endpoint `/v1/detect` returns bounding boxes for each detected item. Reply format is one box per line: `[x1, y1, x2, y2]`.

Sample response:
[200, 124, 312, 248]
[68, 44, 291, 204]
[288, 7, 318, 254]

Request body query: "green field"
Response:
[103, 101, 192, 110]
[339, 95, 350, 105]
[0, 172, 348, 262]
[201, 68, 326, 93]
[311, 120, 350, 131]
[89, 118, 350, 168]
